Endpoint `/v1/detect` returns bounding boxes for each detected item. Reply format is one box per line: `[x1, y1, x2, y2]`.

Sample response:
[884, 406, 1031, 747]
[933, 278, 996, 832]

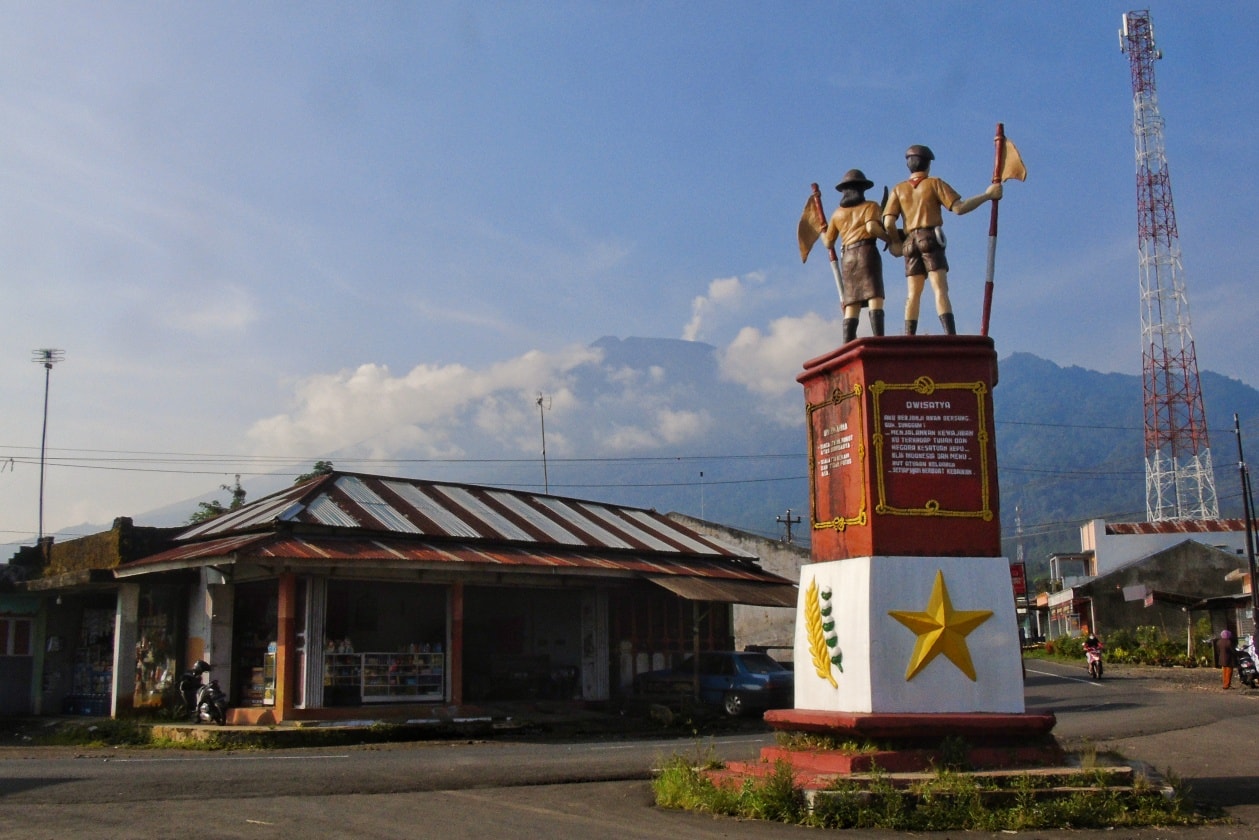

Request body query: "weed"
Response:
[654, 749, 1208, 831]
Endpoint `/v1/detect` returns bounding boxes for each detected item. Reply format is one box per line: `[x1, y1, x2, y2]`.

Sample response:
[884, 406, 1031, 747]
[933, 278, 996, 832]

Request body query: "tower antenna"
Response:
[1120, 10, 1218, 521]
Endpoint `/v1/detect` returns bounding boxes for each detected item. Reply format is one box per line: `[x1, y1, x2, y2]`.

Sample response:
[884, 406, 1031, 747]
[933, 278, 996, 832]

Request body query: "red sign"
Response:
[1009, 562, 1027, 597]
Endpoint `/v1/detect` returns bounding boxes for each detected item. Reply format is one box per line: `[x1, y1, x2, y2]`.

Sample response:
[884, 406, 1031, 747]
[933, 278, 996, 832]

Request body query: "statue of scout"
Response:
[821, 169, 889, 343]
[882, 145, 1002, 335]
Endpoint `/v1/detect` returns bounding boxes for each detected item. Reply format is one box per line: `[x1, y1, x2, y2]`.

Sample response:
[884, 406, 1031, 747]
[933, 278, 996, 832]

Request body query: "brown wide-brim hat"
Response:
[836, 169, 875, 192]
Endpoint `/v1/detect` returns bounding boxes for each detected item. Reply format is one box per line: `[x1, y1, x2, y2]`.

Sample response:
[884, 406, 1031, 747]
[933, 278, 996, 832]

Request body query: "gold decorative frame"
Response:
[869, 376, 993, 521]
[805, 382, 867, 532]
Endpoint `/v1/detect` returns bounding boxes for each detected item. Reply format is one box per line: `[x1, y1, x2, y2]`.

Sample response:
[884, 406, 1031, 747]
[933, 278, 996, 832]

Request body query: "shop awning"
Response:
[1189, 593, 1253, 611]
[648, 575, 797, 607]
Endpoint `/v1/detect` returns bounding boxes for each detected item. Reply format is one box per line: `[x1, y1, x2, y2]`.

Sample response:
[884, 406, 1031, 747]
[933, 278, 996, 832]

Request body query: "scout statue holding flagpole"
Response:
[882, 144, 1003, 336]
[797, 170, 891, 344]
[823, 169, 890, 343]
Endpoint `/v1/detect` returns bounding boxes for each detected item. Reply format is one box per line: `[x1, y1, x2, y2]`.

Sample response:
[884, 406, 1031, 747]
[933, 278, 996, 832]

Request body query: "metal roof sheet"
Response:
[1105, 518, 1257, 536]
[119, 533, 787, 585]
[175, 471, 753, 561]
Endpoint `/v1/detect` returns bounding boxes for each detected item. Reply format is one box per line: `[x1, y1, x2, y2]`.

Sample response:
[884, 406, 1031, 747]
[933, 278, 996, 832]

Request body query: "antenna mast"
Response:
[1120, 10, 1218, 521]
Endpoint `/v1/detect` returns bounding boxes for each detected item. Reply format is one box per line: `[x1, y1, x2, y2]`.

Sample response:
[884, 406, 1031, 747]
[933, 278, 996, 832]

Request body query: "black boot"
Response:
[869, 309, 885, 337]
[939, 313, 956, 335]
[904, 319, 917, 336]
[842, 318, 859, 343]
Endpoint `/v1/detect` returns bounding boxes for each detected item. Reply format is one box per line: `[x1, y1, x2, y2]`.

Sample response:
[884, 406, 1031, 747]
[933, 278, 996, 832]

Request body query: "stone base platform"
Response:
[713, 709, 1064, 790]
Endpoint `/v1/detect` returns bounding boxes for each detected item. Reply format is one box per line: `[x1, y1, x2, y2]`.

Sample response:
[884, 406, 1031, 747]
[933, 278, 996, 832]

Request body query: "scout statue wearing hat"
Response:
[882, 145, 1002, 335]
[821, 169, 889, 343]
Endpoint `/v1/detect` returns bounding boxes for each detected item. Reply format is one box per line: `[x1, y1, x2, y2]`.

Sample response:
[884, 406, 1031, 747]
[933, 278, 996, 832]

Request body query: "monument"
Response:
[735, 127, 1059, 777]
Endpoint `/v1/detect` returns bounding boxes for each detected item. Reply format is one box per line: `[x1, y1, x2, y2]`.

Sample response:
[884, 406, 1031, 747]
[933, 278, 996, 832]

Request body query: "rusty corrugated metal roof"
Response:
[173, 472, 752, 560]
[117, 532, 788, 585]
[1105, 518, 1257, 536]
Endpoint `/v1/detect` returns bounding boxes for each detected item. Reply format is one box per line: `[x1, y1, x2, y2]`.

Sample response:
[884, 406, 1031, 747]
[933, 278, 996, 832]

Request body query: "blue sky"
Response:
[1, 2, 1255, 543]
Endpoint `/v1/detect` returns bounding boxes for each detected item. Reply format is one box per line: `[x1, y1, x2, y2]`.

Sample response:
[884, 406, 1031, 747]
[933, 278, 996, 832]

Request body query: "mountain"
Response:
[994, 353, 1259, 580]
[9, 339, 1258, 582]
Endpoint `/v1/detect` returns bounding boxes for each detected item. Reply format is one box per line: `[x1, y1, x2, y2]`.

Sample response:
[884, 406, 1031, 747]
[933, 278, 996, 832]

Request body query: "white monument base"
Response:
[793, 555, 1024, 714]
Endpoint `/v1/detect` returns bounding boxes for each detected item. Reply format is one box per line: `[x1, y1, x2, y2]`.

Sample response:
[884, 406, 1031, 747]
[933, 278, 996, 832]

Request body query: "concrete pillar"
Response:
[449, 582, 463, 705]
[208, 575, 235, 699]
[111, 584, 139, 718]
[275, 572, 297, 721]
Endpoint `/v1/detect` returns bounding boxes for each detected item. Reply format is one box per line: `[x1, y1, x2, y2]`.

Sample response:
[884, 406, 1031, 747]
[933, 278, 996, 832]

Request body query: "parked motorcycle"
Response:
[179, 660, 229, 725]
[1239, 636, 1259, 689]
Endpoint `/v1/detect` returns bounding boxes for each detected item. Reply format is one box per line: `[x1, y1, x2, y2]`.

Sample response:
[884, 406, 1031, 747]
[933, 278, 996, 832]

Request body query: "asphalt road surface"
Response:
[4, 660, 1259, 839]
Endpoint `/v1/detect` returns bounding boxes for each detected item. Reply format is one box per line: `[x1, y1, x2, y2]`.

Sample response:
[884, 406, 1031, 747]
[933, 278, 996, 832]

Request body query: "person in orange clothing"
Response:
[1216, 630, 1239, 689]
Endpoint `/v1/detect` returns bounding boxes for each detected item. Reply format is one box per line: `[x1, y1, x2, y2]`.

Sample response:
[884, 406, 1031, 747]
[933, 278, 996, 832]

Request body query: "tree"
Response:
[186, 475, 247, 525]
[294, 460, 334, 484]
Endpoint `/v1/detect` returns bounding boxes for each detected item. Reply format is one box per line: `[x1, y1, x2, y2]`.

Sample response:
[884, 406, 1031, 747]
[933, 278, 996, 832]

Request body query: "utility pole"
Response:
[1120, 10, 1218, 522]
[1234, 414, 1259, 625]
[777, 508, 801, 544]
[31, 348, 65, 548]
[536, 393, 551, 494]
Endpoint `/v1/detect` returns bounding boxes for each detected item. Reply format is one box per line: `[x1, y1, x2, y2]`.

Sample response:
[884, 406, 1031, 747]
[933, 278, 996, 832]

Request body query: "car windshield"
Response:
[737, 653, 785, 674]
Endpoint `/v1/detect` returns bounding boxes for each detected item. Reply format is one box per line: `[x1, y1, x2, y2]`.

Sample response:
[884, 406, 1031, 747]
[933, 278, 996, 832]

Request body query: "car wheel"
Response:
[722, 692, 745, 717]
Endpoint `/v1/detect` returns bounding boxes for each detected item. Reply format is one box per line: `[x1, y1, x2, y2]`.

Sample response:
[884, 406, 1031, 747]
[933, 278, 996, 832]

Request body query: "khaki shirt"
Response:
[884, 175, 962, 232]
[823, 200, 882, 249]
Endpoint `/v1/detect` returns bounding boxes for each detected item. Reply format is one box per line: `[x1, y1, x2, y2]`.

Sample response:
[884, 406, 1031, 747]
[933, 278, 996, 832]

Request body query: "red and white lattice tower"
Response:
[1120, 9, 1218, 522]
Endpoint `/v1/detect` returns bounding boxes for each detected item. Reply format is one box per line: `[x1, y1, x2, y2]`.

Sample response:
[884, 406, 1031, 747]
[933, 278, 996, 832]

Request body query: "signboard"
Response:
[1009, 561, 1027, 598]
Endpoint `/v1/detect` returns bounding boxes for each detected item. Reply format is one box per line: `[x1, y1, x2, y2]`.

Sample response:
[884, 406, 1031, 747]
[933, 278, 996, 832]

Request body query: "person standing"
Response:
[821, 169, 889, 343]
[882, 144, 1002, 335]
[1216, 630, 1239, 689]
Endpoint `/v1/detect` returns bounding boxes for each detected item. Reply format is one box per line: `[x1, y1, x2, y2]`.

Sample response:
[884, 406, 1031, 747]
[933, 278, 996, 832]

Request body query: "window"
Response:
[0, 618, 33, 656]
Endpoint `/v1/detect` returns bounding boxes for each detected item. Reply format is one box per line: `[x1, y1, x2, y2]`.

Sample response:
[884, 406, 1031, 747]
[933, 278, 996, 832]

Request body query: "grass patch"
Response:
[652, 753, 1205, 831]
[31, 719, 153, 748]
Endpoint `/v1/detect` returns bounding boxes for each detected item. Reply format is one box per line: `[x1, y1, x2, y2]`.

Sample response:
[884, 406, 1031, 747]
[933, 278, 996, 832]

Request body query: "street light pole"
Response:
[536, 393, 551, 494]
[31, 349, 65, 546]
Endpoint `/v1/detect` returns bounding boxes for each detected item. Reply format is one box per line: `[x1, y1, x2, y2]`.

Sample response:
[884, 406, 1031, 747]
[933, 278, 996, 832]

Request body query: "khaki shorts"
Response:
[903, 228, 949, 276]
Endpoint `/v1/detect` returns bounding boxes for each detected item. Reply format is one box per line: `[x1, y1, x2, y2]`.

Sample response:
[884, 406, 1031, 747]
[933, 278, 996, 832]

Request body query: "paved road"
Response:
[4, 661, 1259, 838]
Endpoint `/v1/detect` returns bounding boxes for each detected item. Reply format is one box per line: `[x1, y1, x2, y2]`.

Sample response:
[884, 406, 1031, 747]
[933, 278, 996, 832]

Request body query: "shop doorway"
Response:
[462, 587, 581, 702]
[321, 580, 448, 706]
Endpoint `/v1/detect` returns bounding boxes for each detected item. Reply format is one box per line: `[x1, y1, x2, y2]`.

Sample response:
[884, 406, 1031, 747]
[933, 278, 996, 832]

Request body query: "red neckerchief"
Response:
[909, 173, 928, 188]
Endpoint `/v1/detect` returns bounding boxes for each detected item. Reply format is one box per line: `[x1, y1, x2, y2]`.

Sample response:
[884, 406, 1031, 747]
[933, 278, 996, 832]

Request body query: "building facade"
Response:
[14, 473, 796, 723]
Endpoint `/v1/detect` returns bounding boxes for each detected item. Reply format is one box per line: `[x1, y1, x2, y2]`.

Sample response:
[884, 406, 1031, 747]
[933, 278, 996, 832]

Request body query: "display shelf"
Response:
[323, 651, 445, 703]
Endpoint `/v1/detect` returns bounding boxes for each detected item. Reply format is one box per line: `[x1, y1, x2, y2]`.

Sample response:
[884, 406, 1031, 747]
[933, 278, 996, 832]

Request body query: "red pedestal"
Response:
[797, 335, 1001, 561]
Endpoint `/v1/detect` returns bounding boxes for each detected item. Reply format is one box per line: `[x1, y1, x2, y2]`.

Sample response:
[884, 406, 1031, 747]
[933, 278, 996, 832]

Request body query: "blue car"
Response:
[635, 651, 794, 716]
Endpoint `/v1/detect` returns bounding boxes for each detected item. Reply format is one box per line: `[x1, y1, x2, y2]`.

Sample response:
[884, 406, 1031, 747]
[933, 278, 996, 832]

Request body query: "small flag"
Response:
[1000, 137, 1027, 182]
[798, 196, 824, 262]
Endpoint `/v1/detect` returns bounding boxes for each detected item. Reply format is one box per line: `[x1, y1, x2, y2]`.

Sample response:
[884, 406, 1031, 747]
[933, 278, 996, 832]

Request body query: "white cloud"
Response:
[247, 345, 603, 458]
[682, 274, 758, 341]
[655, 408, 710, 444]
[718, 312, 842, 400]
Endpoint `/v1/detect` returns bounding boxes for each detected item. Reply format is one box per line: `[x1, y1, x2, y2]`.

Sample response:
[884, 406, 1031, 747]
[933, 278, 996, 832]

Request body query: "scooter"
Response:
[194, 679, 229, 725]
[1239, 637, 1258, 689]
[179, 660, 229, 725]
[1086, 645, 1104, 680]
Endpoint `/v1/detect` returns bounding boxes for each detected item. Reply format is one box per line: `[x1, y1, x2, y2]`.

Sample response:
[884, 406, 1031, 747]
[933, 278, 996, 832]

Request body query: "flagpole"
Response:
[980, 123, 1005, 337]
[810, 183, 844, 304]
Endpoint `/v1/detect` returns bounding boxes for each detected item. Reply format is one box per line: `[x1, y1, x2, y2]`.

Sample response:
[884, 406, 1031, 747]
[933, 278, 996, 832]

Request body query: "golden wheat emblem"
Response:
[805, 578, 842, 687]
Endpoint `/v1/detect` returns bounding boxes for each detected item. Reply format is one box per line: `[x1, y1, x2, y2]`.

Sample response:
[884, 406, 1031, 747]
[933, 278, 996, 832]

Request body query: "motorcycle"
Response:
[179, 660, 229, 725]
[1085, 645, 1104, 680]
[1239, 636, 1259, 689]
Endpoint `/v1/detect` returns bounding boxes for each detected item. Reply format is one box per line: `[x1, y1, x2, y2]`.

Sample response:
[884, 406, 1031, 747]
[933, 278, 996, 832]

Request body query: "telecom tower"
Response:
[1120, 10, 1219, 522]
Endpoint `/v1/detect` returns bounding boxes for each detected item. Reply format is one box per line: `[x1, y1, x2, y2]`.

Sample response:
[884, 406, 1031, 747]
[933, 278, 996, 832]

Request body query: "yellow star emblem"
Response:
[888, 569, 993, 681]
